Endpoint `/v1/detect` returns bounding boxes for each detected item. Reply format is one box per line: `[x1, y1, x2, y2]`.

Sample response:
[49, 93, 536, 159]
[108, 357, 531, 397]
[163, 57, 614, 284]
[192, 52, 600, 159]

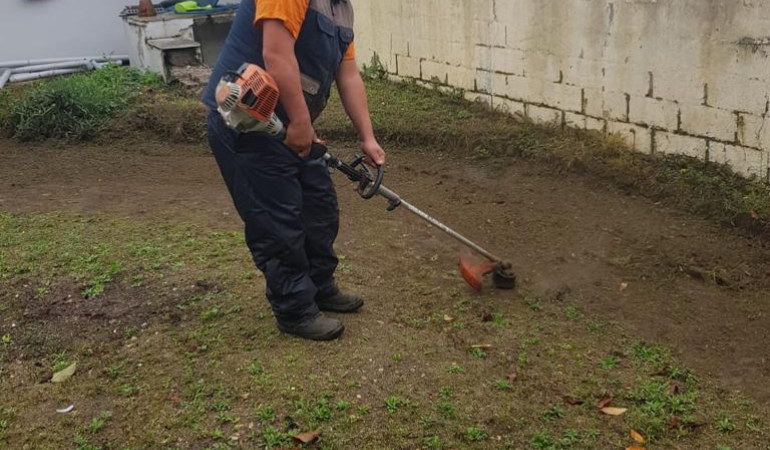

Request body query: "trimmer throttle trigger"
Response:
[386, 198, 402, 211]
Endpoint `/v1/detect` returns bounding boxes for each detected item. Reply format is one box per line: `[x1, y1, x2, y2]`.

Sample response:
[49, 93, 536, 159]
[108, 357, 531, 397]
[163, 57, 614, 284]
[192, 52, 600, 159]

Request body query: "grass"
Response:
[4, 65, 161, 141]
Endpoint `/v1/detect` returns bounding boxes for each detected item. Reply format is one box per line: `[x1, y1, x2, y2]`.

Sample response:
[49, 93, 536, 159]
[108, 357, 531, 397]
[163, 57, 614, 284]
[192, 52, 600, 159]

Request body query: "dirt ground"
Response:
[2, 135, 768, 408]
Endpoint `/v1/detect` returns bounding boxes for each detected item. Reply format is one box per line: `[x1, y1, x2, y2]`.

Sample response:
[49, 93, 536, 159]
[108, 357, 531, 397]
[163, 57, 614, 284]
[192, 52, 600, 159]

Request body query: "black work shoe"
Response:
[316, 290, 364, 313]
[277, 313, 344, 341]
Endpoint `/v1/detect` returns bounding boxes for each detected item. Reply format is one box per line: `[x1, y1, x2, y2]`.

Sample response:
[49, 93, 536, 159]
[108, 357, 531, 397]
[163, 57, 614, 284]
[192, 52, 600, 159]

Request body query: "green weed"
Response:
[463, 426, 487, 442]
[88, 411, 112, 434]
[385, 396, 406, 415]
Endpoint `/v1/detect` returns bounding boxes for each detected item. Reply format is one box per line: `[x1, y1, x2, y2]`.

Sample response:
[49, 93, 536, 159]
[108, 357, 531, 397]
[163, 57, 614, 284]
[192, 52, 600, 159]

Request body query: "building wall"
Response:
[0, 0, 239, 62]
[354, 0, 770, 180]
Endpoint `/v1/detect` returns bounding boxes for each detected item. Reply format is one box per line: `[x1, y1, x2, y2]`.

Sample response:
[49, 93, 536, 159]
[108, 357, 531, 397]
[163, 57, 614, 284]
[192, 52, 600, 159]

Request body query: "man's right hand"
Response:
[284, 119, 314, 158]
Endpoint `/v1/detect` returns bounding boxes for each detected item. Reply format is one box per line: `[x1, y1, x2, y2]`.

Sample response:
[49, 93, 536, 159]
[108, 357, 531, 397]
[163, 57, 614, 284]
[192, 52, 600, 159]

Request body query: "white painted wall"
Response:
[354, 0, 770, 181]
[0, 0, 240, 62]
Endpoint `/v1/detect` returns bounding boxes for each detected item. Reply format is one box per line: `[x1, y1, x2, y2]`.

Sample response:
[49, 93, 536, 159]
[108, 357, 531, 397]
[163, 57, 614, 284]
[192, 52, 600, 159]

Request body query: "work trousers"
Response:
[206, 111, 339, 323]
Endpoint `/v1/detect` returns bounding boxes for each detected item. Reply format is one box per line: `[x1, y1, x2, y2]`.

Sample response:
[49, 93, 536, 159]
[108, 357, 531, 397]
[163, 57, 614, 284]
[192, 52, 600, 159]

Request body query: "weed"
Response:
[564, 306, 579, 320]
[490, 312, 507, 326]
[335, 400, 352, 411]
[448, 363, 465, 374]
[717, 413, 736, 434]
[312, 397, 332, 422]
[1, 334, 10, 345]
[255, 405, 275, 423]
[105, 363, 123, 378]
[385, 396, 406, 415]
[89, 411, 112, 434]
[523, 296, 543, 311]
[600, 356, 621, 370]
[392, 352, 403, 362]
[211, 429, 225, 440]
[531, 429, 556, 450]
[423, 435, 443, 450]
[632, 342, 667, 367]
[464, 426, 487, 442]
[216, 412, 236, 424]
[82, 261, 121, 298]
[541, 406, 565, 421]
[420, 416, 435, 429]
[201, 306, 222, 321]
[439, 387, 452, 398]
[468, 347, 487, 359]
[495, 379, 514, 390]
[560, 429, 580, 446]
[357, 405, 370, 415]
[438, 400, 455, 420]
[249, 360, 263, 376]
[745, 415, 761, 432]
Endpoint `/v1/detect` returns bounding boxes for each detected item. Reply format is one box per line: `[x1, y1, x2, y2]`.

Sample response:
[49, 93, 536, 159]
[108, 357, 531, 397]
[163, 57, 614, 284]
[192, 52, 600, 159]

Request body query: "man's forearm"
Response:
[336, 60, 376, 142]
[264, 51, 311, 126]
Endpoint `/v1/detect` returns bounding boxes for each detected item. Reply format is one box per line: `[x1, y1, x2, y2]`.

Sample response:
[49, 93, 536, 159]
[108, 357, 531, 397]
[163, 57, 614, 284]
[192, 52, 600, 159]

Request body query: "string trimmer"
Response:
[215, 63, 516, 291]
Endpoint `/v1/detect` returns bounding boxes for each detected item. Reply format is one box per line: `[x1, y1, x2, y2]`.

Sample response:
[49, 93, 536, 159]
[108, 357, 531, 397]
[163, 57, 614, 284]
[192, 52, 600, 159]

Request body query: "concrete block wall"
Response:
[353, 0, 770, 181]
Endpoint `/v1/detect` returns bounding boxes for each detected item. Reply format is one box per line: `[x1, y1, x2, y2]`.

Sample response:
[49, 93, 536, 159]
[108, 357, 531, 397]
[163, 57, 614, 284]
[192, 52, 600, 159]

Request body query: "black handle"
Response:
[349, 156, 384, 200]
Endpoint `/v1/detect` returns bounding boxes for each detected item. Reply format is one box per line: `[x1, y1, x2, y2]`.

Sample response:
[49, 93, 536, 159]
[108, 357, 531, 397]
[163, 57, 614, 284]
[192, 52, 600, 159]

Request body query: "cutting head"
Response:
[458, 249, 516, 291]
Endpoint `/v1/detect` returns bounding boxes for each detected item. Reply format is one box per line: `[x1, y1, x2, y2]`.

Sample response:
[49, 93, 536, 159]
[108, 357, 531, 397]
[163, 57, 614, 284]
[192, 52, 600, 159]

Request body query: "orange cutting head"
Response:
[459, 248, 496, 291]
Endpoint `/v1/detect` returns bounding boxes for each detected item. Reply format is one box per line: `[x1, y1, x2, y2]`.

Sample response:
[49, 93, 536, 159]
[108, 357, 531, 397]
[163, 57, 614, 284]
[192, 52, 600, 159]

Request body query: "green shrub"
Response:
[8, 65, 160, 141]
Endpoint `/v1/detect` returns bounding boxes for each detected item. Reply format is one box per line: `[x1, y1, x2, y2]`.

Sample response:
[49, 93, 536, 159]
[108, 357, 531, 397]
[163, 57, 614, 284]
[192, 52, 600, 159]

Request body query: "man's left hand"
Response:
[361, 139, 385, 166]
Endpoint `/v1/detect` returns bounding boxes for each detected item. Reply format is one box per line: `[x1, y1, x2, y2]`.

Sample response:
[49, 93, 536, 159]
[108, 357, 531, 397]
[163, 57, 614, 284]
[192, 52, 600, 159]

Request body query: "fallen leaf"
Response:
[56, 405, 75, 414]
[668, 416, 680, 429]
[51, 362, 77, 383]
[619, 282, 629, 292]
[293, 429, 321, 444]
[597, 393, 613, 409]
[506, 372, 517, 383]
[470, 344, 492, 350]
[443, 314, 454, 322]
[630, 429, 645, 443]
[563, 395, 584, 406]
[668, 381, 681, 396]
[600, 407, 628, 416]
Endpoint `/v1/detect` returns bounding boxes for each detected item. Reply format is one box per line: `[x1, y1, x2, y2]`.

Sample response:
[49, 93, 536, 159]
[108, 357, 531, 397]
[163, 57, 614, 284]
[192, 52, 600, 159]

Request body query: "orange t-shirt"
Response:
[254, 0, 355, 60]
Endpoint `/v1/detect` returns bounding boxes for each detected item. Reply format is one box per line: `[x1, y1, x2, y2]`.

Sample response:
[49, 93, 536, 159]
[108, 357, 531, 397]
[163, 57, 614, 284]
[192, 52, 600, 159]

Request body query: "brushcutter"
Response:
[215, 63, 517, 291]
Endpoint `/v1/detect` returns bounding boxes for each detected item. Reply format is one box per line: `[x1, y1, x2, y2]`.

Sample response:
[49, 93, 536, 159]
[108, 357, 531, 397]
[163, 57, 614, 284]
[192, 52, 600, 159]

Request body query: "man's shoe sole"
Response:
[277, 323, 345, 341]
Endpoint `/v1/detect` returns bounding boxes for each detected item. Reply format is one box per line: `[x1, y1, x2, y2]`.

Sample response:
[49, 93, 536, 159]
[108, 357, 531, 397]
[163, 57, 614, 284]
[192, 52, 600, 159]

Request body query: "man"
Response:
[203, 0, 385, 341]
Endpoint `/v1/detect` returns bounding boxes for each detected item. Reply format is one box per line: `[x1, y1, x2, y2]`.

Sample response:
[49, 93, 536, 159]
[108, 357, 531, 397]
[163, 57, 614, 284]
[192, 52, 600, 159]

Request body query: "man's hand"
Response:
[361, 138, 385, 166]
[284, 119, 315, 158]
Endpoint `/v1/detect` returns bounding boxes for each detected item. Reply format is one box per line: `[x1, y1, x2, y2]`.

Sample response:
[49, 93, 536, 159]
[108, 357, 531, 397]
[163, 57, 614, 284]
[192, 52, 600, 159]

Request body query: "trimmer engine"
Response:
[215, 63, 285, 136]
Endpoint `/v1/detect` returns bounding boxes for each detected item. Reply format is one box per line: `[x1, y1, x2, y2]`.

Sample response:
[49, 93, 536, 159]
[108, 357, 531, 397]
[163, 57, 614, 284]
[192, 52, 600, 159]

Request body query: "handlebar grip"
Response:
[309, 142, 328, 160]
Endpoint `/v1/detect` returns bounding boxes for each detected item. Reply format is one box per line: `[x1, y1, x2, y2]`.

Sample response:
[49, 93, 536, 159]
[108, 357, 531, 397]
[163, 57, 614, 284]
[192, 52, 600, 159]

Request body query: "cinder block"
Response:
[542, 83, 584, 113]
[584, 89, 628, 122]
[472, 20, 506, 47]
[603, 62, 651, 98]
[505, 75, 547, 105]
[421, 60, 449, 84]
[680, 105, 737, 143]
[492, 96, 526, 116]
[562, 57, 604, 91]
[607, 121, 653, 154]
[565, 112, 606, 132]
[738, 113, 770, 150]
[629, 96, 679, 131]
[522, 50, 563, 83]
[490, 47, 526, 75]
[709, 143, 769, 180]
[709, 76, 769, 116]
[397, 55, 421, 79]
[470, 0, 495, 21]
[526, 105, 563, 125]
[446, 66, 477, 91]
[655, 131, 707, 159]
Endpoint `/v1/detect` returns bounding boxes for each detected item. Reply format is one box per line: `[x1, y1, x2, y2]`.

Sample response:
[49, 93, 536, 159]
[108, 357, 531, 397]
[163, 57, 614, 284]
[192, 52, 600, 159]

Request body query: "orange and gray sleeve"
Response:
[343, 41, 356, 60]
[254, 0, 310, 39]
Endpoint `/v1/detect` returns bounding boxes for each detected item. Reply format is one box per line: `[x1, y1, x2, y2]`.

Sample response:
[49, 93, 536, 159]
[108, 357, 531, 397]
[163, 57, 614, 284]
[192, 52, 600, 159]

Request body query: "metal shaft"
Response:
[376, 185, 503, 263]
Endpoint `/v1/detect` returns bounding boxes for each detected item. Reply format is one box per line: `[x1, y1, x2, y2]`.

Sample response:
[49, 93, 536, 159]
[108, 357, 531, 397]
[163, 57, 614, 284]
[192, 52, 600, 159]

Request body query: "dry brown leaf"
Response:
[630, 429, 646, 443]
[619, 282, 629, 292]
[293, 430, 321, 444]
[563, 395, 584, 406]
[600, 406, 628, 416]
[668, 416, 681, 429]
[597, 393, 613, 409]
[506, 372, 517, 383]
[668, 381, 681, 396]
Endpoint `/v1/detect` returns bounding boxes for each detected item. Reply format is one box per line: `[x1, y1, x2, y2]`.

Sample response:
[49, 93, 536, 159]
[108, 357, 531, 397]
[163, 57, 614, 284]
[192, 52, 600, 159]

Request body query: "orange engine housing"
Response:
[216, 63, 280, 122]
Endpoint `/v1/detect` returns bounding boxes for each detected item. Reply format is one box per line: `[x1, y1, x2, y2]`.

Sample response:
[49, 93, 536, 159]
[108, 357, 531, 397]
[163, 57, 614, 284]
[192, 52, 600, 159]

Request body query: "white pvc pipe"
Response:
[10, 60, 92, 74]
[0, 70, 11, 89]
[9, 68, 87, 83]
[0, 55, 129, 69]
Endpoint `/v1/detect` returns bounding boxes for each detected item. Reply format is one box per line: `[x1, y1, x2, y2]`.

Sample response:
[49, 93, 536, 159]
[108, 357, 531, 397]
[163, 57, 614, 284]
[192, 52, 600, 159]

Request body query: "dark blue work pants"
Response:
[206, 111, 339, 324]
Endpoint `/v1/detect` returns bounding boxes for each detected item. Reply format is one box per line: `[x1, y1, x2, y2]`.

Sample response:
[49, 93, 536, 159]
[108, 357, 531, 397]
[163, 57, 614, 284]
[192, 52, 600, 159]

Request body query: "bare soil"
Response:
[2, 136, 769, 410]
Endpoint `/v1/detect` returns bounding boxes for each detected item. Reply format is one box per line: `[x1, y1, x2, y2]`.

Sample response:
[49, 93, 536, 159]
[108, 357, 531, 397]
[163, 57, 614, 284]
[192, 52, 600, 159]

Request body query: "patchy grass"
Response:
[5, 65, 162, 141]
[1, 212, 768, 449]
